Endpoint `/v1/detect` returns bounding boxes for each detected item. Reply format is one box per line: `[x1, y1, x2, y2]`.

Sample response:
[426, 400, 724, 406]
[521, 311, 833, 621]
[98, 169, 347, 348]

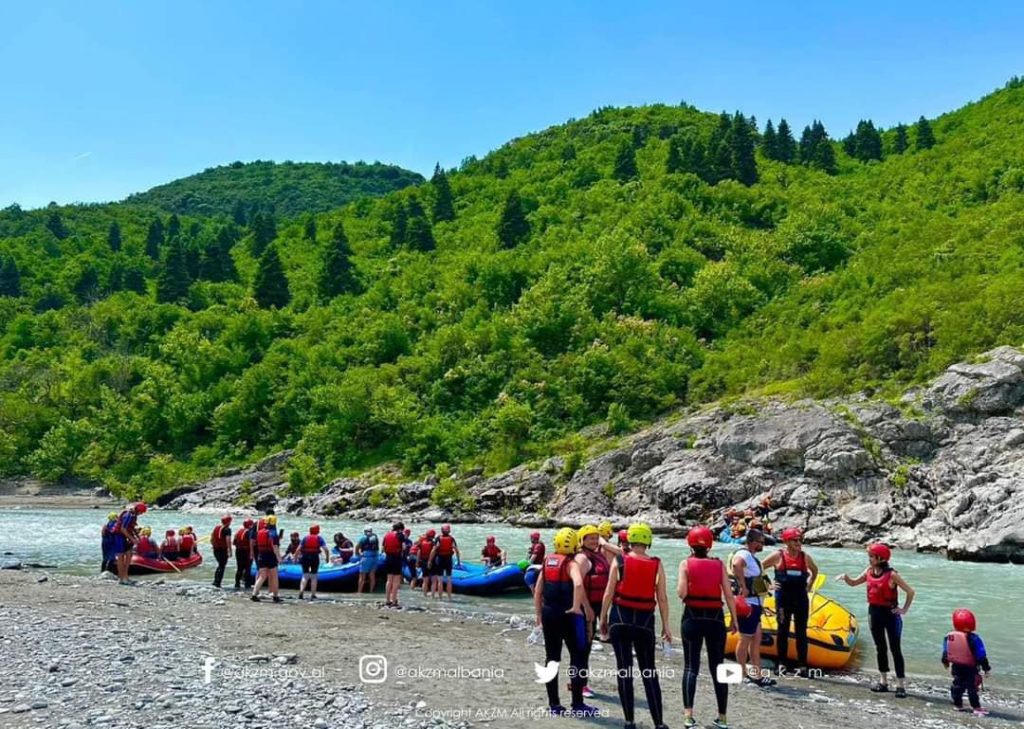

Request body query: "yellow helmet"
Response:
[598, 521, 613, 539]
[266, 515, 278, 526]
[577, 524, 600, 542]
[141, 527, 152, 536]
[553, 527, 579, 555]
[107, 512, 119, 521]
[626, 522, 653, 547]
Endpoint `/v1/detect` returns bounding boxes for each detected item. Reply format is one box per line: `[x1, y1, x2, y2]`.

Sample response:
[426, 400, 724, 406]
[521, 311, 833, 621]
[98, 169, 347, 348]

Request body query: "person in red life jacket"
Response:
[161, 529, 180, 561]
[677, 524, 738, 729]
[838, 543, 915, 697]
[573, 525, 611, 699]
[234, 519, 254, 590]
[282, 531, 302, 564]
[617, 529, 631, 555]
[402, 528, 417, 585]
[178, 526, 197, 558]
[136, 527, 158, 558]
[382, 522, 407, 608]
[429, 524, 461, 600]
[730, 528, 775, 687]
[533, 527, 596, 718]
[527, 531, 546, 565]
[297, 524, 330, 600]
[760, 527, 819, 677]
[330, 532, 355, 565]
[251, 514, 282, 603]
[413, 529, 436, 594]
[113, 502, 147, 584]
[100, 511, 119, 573]
[210, 515, 233, 588]
[481, 536, 506, 568]
[942, 609, 991, 716]
[598, 523, 671, 729]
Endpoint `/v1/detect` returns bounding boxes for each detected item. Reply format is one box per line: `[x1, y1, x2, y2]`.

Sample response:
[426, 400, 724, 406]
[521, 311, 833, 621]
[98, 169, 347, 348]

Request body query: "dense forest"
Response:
[1, 77, 1023, 501]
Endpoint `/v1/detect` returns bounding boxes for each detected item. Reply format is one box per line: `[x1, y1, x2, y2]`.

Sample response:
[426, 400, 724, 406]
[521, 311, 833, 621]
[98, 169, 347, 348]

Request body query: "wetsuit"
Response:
[233, 529, 253, 589]
[540, 553, 587, 709]
[866, 566, 904, 679]
[682, 556, 728, 717]
[211, 523, 231, 587]
[580, 548, 609, 686]
[774, 549, 810, 670]
[300, 534, 326, 574]
[943, 630, 990, 710]
[609, 554, 664, 727]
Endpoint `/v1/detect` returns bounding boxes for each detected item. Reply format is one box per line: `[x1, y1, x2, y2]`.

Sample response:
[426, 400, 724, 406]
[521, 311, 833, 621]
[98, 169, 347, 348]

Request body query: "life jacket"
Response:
[684, 556, 723, 609]
[866, 567, 898, 608]
[361, 534, 379, 552]
[583, 548, 610, 606]
[256, 527, 273, 553]
[136, 537, 157, 556]
[482, 544, 502, 562]
[301, 535, 322, 554]
[946, 631, 977, 667]
[436, 535, 456, 557]
[233, 530, 250, 552]
[542, 553, 575, 611]
[179, 533, 196, 554]
[102, 519, 117, 538]
[382, 531, 403, 556]
[211, 525, 230, 550]
[529, 542, 546, 563]
[613, 554, 660, 612]
[162, 536, 180, 554]
[775, 549, 808, 591]
[118, 510, 136, 534]
[732, 549, 767, 598]
[417, 538, 434, 562]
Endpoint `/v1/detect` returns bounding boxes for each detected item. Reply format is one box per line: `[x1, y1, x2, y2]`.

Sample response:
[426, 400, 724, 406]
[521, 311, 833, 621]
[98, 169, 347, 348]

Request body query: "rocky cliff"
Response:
[164, 346, 1024, 563]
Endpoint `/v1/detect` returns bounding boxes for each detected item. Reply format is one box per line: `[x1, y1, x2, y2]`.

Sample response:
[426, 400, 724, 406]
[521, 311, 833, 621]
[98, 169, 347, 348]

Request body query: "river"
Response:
[2, 507, 1021, 691]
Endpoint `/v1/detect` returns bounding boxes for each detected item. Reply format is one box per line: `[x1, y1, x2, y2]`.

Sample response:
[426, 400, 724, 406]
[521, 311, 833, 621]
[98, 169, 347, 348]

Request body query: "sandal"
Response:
[894, 687, 907, 698]
[870, 683, 889, 693]
[683, 719, 697, 729]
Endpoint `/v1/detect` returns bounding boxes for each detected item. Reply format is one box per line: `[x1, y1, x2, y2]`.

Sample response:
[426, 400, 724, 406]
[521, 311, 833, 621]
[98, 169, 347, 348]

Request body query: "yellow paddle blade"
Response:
[197, 535, 211, 544]
[812, 573, 826, 593]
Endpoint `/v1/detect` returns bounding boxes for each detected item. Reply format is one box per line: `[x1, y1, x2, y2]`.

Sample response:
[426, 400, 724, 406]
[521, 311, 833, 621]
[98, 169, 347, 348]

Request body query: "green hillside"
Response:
[125, 160, 423, 218]
[1, 77, 1023, 500]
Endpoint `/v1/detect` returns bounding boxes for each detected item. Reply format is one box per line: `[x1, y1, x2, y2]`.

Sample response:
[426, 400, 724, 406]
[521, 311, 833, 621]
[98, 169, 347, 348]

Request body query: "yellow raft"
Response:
[724, 591, 859, 670]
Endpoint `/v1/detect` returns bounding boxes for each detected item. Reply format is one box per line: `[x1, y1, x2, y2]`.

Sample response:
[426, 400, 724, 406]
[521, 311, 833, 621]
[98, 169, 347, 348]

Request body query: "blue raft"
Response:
[405, 560, 529, 596]
[251, 554, 383, 592]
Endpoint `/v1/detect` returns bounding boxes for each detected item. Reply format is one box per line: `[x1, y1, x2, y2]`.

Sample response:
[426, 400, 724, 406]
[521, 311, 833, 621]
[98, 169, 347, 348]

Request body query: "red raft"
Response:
[107, 553, 203, 575]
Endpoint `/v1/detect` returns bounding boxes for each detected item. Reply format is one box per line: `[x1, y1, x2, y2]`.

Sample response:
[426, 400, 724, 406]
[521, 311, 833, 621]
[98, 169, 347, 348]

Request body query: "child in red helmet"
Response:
[943, 609, 991, 716]
[481, 535, 506, 568]
[527, 531, 546, 565]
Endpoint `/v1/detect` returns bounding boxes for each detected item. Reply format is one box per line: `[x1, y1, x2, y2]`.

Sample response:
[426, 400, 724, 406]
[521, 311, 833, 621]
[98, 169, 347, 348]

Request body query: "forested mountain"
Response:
[125, 160, 423, 218]
[1, 77, 1022, 500]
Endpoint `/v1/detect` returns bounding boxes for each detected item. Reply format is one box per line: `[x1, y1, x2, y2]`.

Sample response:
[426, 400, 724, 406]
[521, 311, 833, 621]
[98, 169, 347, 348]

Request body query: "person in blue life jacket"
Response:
[100, 511, 119, 573]
[943, 609, 992, 716]
[113, 503, 147, 584]
[356, 526, 380, 594]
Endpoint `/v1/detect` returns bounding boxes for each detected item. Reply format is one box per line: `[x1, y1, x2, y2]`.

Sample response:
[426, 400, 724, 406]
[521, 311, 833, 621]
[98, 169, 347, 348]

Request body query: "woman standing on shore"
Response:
[678, 525, 737, 729]
[600, 523, 671, 729]
[838, 543, 915, 697]
[761, 527, 818, 676]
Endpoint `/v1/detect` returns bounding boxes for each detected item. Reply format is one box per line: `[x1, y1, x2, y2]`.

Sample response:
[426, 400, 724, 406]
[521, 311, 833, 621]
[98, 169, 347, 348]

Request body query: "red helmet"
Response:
[617, 529, 629, 544]
[868, 543, 891, 561]
[686, 525, 714, 549]
[426, 529, 436, 539]
[781, 527, 803, 542]
[221, 514, 232, 524]
[135, 502, 148, 514]
[290, 531, 300, 539]
[165, 529, 175, 537]
[257, 519, 266, 529]
[441, 524, 451, 533]
[486, 535, 496, 543]
[952, 608, 976, 632]
[310, 524, 320, 535]
[530, 531, 540, 541]
[734, 596, 753, 619]
[243, 519, 254, 528]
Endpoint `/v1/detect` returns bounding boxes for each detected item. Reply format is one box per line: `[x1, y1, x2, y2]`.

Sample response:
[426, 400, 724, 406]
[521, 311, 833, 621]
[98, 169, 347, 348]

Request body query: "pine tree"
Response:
[107, 260, 125, 294]
[199, 226, 238, 282]
[631, 124, 648, 149]
[798, 124, 815, 165]
[842, 132, 857, 158]
[72, 264, 100, 303]
[155, 238, 191, 304]
[431, 163, 455, 223]
[145, 218, 164, 260]
[124, 266, 147, 295]
[46, 211, 68, 240]
[406, 198, 435, 252]
[250, 211, 277, 257]
[613, 139, 638, 181]
[303, 216, 317, 243]
[679, 133, 707, 179]
[0, 255, 21, 297]
[775, 119, 796, 163]
[167, 214, 181, 240]
[915, 116, 936, 150]
[707, 113, 733, 183]
[853, 120, 883, 161]
[666, 136, 685, 174]
[497, 190, 530, 249]
[561, 143, 577, 162]
[253, 244, 290, 309]
[232, 200, 248, 226]
[319, 222, 359, 299]
[107, 221, 122, 252]
[761, 119, 778, 160]
[389, 204, 408, 249]
[184, 240, 201, 281]
[893, 123, 909, 154]
[729, 111, 758, 185]
[813, 134, 838, 175]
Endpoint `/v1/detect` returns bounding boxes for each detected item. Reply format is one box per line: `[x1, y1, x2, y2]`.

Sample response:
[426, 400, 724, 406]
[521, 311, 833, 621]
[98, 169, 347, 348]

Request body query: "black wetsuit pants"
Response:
[609, 605, 664, 726]
[681, 606, 728, 716]
[541, 607, 586, 709]
[869, 605, 905, 678]
[235, 550, 253, 590]
[213, 548, 228, 587]
[775, 589, 809, 669]
[579, 602, 599, 686]
[951, 663, 981, 709]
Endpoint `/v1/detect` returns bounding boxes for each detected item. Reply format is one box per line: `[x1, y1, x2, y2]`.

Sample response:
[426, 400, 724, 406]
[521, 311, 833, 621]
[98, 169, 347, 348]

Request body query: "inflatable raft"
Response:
[253, 555, 381, 591]
[724, 591, 859, 670]
[717, 527, 777, 545]
[405, 560, 529, 596]
[107, 553, 203, 575]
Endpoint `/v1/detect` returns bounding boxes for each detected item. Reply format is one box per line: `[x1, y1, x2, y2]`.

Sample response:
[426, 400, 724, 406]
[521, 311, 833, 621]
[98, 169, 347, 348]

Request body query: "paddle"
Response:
[811, 573, 826, 594]
[161, 557, 183, 574]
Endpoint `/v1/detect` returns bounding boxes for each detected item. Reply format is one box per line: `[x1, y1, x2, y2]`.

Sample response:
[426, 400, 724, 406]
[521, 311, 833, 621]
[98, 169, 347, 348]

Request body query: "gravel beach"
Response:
[1, 569, 1022, 729]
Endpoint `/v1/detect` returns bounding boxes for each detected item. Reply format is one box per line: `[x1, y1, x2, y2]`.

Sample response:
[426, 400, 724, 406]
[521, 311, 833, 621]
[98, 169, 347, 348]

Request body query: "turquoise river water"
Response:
[1, 507, 1021, 691]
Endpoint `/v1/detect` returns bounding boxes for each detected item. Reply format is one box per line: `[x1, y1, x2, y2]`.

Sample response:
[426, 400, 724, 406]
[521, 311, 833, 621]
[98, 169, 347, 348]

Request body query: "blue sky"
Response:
[2, 1, 1022, 208]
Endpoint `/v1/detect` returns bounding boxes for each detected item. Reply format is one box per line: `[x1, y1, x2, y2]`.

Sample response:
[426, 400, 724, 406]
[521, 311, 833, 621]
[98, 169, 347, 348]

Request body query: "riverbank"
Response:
[1, 569, 1020, 729]
[0, 478, 117, 510]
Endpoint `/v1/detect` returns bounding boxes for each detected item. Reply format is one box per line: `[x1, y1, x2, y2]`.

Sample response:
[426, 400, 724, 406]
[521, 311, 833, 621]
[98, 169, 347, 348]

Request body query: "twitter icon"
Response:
[534, 660, 560, 683]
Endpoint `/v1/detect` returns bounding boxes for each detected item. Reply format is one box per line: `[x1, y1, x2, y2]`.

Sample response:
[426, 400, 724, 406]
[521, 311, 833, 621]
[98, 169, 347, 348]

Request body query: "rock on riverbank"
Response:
[164, 347, 1024, 563]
